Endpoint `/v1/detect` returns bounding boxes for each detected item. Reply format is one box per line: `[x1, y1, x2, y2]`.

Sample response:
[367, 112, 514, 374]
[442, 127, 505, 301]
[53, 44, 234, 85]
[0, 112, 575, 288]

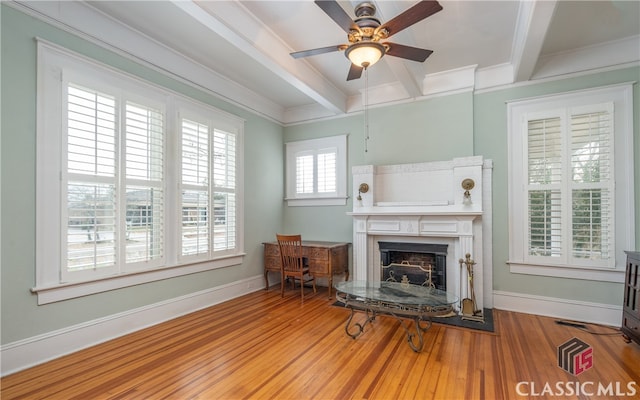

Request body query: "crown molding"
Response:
[8, 0, 287, 124]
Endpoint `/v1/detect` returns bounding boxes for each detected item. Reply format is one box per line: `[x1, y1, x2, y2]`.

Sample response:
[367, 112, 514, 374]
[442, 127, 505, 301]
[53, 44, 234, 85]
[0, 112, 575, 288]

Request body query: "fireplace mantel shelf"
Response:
[348, 206, 482, 217]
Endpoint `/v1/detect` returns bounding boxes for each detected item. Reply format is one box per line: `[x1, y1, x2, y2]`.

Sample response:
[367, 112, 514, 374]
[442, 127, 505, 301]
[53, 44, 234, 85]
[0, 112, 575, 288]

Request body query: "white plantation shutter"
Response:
[296, 153, 314, 194]
[317, 148, 337, 193]
[180, 113, 239, 258]
[527, 117, 562, 258]
[181, 118, 210, 256]
[524, 107, 615, 267]
[570, 109, 613, 261]
[66, 86, 116, 176]
[63, 84, 166, 280]
[66, 183, 116, 274]
[293, 147, 338, 196]
[65, 85, 118, 279]
[124, 101, 164, 264]
[213, 129, 237, 251]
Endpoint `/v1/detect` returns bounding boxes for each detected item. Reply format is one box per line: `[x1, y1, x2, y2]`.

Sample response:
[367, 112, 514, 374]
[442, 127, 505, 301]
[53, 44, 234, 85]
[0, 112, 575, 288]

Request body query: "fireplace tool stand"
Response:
[459, 253, 484, 323]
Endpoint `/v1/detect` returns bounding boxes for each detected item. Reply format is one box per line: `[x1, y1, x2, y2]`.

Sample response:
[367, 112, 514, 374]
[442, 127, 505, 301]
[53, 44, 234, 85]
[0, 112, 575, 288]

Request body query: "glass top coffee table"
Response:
[335, 280, 458, 352]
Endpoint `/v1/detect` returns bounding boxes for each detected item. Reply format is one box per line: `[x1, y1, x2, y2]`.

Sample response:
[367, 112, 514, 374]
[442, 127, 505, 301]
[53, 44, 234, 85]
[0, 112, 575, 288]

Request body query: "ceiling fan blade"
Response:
[384, 42, 433, 62]
[346, 63, 364, 81]
[315, 0, 359, 33]
[378, 1, 443, 38]
[290, 45, 344, 59]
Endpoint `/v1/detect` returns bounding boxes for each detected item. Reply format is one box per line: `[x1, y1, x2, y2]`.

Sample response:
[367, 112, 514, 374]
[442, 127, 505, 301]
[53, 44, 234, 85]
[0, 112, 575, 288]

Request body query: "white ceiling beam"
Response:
[177, 0, 347, 115]
[12, 0, 288, 122]
[511, 0, 558, 82]
[369, 0, 424, 98]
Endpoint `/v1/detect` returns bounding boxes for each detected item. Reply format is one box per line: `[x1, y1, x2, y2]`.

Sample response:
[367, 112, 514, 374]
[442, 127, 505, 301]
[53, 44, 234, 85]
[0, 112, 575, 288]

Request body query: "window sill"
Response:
[508, 261, 625, 283]
[31, 255, 245, 305]
[285, 197, 348, 207]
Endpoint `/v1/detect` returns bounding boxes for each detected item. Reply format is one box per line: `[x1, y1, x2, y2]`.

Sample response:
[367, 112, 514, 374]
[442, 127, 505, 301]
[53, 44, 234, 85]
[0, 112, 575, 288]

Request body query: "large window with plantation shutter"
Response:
[507, 84, 634, 282]
[34, 42, 244, 304]
[64, 84, 166, 283]
[285, 134, 347, 206]
[178, 101, 239, 261]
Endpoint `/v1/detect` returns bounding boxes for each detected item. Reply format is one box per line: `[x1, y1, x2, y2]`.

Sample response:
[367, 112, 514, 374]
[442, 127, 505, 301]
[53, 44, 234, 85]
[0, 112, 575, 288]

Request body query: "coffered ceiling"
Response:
[13, 1, 640, 124]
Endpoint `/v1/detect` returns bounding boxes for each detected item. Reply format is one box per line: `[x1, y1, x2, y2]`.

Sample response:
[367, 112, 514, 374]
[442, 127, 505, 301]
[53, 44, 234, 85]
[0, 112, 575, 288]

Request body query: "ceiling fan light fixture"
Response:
[345, 42, 385, 68]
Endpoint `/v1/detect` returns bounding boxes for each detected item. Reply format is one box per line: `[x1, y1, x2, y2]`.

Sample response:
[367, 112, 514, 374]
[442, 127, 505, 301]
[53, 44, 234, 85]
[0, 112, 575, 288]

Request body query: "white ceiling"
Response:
[15, 1, 640, 124]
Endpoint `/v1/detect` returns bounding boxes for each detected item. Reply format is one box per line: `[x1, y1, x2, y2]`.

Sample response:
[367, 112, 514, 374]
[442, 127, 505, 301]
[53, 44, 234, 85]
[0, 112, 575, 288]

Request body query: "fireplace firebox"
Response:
[379, 242, 447, 290]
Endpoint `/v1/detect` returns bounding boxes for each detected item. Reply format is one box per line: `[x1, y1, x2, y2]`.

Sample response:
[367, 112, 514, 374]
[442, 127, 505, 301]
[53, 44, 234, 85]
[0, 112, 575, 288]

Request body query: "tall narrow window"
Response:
[179, 103, 240, 261]
[507, 84, 634, 282]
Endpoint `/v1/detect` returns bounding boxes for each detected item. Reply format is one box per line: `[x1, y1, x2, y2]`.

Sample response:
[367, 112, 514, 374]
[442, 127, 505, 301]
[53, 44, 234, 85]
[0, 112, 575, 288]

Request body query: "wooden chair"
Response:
[276, 234, 316, 301]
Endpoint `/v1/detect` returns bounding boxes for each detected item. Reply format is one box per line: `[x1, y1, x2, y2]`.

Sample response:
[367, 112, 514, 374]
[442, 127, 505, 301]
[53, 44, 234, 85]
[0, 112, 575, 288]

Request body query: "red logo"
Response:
[558, 337, 593, 376]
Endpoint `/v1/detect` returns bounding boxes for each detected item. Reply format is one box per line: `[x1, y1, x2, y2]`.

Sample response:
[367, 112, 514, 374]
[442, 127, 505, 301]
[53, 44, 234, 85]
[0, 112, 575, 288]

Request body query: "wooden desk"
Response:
[263, 241, 350, 298]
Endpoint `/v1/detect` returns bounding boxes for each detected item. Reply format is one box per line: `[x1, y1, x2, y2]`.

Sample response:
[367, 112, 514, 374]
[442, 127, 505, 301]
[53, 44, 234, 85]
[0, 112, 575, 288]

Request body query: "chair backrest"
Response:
[276, 234, 304, 272]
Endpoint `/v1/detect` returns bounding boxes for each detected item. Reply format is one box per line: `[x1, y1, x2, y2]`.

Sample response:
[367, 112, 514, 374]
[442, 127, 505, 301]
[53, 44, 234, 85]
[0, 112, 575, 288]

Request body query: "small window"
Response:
[285, 134, 348, 206]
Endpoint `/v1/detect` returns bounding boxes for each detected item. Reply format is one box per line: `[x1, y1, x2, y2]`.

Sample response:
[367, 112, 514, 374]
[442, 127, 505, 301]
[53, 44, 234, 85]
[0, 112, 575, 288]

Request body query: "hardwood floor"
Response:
[2, 286, 639, 399]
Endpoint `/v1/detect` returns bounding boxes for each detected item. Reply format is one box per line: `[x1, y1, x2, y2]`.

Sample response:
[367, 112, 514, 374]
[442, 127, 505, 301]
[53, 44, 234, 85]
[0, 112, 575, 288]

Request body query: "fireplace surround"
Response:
[348, 156, 493, 313]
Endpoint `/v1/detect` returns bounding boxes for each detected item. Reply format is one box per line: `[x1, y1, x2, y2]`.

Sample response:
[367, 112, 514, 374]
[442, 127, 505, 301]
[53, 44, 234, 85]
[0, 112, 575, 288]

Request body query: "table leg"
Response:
[386, 311, 432, 352]
[344, 306, 376, 339]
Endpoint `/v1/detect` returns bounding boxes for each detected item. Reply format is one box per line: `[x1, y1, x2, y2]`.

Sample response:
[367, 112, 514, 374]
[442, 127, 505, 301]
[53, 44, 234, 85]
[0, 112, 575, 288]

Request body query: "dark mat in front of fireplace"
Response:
[331, 302, 494, 333]
[432, 308, 494, 333]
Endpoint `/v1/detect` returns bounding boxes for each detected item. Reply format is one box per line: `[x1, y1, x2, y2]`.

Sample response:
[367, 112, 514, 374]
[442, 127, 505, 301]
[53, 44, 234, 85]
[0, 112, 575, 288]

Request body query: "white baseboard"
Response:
[3, 283, 622, 376]
[493, 290, 623, 327]
[1, 275, 266, 377]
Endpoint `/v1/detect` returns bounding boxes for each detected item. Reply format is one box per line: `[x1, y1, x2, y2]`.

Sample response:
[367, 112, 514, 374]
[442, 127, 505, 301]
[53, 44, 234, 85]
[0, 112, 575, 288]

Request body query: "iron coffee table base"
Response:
[335, 292, 453, 352]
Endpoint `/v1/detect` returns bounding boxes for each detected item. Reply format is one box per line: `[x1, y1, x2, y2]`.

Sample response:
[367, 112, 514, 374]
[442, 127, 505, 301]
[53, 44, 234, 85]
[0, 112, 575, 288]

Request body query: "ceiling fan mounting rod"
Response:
[355, 2, 376, 18]
[350, 2, 389, 43]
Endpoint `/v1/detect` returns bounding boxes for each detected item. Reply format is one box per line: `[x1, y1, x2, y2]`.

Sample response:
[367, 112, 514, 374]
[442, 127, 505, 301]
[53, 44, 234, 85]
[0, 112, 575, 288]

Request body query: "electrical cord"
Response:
[554, 319, 622, 336]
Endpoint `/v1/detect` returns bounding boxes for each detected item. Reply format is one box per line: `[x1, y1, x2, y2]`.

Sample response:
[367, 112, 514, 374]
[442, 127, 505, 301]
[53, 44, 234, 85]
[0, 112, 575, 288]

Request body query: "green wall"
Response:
[282, 92, 474, 241]
[0, 5, 284, 344]
[284, 69, 640, 307]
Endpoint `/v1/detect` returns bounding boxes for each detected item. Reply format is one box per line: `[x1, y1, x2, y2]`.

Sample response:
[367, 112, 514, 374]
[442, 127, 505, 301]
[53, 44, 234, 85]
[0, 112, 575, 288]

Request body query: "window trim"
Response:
[284, 134, 348, 207]
[506, 83, 635, 282]
[33, 40, 245, 304]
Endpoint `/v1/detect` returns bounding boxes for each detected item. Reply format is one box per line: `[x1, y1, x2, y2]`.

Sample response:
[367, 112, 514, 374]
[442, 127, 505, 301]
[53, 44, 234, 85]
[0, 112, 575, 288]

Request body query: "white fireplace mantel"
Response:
[348, 156, 493, 311]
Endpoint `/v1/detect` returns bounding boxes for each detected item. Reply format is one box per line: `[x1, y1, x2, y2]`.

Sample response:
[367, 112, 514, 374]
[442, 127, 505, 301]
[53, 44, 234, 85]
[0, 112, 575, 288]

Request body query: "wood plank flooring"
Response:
[2, 286, 639, 399]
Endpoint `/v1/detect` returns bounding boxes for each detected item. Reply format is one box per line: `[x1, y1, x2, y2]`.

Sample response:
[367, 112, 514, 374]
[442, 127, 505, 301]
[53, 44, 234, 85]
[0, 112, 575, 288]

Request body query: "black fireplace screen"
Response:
[379, 242, 447, 290]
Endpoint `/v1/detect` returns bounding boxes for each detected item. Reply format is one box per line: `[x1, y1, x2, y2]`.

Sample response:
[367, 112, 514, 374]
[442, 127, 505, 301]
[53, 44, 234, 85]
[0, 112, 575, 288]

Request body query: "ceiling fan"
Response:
[290, 0, 443, 81]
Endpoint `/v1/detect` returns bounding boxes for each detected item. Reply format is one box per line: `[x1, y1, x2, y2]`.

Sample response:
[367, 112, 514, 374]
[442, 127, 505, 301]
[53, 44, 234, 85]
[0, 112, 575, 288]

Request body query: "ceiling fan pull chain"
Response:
[364, 66, 370, 153]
